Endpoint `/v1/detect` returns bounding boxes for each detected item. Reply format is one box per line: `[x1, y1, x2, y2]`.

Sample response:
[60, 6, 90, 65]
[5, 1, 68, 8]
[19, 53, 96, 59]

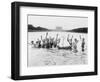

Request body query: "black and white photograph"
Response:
[11, 2, 97, 80]
[27, 15, 88, 67]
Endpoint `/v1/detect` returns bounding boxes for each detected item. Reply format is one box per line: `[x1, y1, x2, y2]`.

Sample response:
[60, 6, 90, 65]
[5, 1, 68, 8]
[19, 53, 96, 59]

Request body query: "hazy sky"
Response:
[28, 15, 88, 30]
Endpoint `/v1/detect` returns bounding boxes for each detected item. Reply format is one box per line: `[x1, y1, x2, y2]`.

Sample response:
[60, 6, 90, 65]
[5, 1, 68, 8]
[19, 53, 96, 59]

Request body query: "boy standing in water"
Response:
[31, 41, 34, 48]
[80, 35, 85, 52]
[67, 35, 73, 50]
[72, 38, 78, 53]
[81, 38, 85, 52]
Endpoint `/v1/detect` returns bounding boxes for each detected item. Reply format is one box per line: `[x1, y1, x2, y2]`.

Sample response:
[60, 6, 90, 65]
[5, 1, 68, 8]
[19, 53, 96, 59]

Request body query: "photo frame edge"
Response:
[11, 1, 98, 80]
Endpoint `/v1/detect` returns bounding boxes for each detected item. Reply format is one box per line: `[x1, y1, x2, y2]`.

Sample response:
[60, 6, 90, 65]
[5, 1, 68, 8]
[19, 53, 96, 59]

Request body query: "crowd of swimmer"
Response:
[30, 32, 86, 53]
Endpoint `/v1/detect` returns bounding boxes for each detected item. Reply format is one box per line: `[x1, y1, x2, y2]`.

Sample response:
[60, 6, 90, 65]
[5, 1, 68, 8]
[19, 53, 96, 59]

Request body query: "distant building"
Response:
[56, 26, 63, 31]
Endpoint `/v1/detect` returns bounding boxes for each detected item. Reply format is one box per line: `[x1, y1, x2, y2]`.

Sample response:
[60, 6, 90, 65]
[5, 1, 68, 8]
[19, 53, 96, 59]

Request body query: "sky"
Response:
[28, 14, 88, 30]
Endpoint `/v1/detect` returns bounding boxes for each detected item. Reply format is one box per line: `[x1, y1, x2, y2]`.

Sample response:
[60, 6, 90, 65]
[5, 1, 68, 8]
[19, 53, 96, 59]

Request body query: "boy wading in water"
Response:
[81, 38, 85, 52]
[72, 38, 78, 53]
[67, 35, 73, 51]
[31, 41, 34, 48]
[80, 35, 85, 52]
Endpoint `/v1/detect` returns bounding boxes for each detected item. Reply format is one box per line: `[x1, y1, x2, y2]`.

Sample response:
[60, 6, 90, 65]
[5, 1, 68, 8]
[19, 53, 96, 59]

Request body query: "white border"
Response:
[20, 6, 94, 76]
